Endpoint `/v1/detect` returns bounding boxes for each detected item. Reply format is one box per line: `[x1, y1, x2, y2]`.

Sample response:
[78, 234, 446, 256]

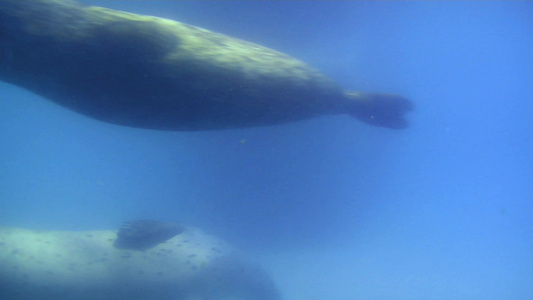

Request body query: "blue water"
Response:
[1, 1, 532, 299]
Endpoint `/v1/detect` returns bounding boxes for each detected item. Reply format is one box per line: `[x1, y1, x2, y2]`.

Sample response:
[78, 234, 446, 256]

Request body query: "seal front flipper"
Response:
[113, 220, 185, 250]
[344, 92, 414, 129]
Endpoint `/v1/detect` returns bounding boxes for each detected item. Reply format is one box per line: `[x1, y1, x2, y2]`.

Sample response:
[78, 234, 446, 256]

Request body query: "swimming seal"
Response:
[0, 0, 412, 130]
[0, 223, 280, 300]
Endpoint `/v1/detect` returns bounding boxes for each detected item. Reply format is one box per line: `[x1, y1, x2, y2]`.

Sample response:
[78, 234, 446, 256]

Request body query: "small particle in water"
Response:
[107, 239, 114, 242]
[188, 254, 196, 258]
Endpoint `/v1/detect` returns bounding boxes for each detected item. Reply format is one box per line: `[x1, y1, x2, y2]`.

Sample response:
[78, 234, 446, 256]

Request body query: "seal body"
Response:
[0, 0, 412, 130]
[0, 225, 280, 300]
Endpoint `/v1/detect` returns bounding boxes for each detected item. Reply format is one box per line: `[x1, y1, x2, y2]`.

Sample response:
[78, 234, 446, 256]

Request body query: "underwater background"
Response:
[1, 1, 532, 299]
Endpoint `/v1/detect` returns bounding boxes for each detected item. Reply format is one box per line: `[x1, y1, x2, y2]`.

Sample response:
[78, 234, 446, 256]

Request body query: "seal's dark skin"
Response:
[0, 0, 412, 130]
[114, 220, 184, 251]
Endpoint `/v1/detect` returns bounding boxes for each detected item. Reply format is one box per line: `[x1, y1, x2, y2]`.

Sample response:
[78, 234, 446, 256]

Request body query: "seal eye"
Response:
[113, 220, 184, 251]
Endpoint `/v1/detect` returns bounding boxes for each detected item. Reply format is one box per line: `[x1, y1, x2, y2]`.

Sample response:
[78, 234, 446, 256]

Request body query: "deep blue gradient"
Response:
[1, 1, 532, 299]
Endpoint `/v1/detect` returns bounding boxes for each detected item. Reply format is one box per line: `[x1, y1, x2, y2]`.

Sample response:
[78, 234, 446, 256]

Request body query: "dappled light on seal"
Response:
[0, 0, 413, 131]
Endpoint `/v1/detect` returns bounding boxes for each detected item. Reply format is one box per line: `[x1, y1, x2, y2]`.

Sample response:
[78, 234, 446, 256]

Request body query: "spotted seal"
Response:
[0, 222, 280, 300]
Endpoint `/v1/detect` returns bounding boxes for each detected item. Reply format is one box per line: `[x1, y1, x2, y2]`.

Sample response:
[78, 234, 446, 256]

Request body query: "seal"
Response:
[0, 222, 280, 300]
[0, 0, 412, 131]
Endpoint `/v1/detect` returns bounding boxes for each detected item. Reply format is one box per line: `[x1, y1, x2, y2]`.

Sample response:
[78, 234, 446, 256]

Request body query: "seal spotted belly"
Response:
[0, 0, 412, 130]
[0, 222, 280, 300]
